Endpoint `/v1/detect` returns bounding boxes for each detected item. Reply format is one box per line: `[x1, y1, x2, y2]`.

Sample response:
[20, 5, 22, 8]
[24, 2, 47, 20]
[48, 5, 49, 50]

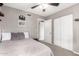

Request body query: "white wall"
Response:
[0, 7, 1, 40]
[1, 6, 44, 38]
[54, 14, 73, 51]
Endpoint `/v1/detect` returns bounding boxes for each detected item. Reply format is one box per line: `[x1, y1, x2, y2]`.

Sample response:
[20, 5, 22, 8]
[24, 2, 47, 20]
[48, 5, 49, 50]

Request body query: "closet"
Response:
[54, 14, 73, 51]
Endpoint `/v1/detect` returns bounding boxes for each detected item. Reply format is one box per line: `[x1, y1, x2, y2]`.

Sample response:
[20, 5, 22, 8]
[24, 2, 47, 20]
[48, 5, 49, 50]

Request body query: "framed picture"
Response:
[18, 15, 26, 27]
[19, 15, 25, 21]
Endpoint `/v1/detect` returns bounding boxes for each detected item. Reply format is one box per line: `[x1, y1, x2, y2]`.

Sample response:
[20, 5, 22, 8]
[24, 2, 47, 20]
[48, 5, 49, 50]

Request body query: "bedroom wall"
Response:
[46, 3, 79, 53]
[0, 6, 44, 39]
[0, 7, 1, 11]
[0, 7, 2, 39]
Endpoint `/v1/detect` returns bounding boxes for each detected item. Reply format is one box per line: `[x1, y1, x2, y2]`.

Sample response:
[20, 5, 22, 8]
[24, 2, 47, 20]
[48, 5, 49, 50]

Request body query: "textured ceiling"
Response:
[4, 3, 77, 17]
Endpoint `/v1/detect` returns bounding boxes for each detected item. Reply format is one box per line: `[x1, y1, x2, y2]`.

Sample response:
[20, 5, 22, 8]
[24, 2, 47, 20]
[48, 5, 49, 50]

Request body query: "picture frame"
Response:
[19, 15, 25, 21]
[18, 15, 26, 27]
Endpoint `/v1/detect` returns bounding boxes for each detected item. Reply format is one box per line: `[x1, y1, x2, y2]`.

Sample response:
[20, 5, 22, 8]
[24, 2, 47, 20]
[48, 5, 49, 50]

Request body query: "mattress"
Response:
[0, 39, 53, 56]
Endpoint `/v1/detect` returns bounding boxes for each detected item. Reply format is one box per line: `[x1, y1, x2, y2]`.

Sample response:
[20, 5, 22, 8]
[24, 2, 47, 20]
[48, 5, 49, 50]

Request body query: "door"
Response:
[39, 19, 52, 44]
[39, 21, 44, 40]
[54, 18, 62, 46]
[44, 19, 52, 44]
[54, 14, 73, 51]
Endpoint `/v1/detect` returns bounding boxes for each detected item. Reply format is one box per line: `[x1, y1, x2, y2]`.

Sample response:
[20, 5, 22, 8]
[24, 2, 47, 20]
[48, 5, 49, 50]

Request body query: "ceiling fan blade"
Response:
[48, 3, 59, 6]
[0, 3, 3, 6]
[31, 5, 39, 9]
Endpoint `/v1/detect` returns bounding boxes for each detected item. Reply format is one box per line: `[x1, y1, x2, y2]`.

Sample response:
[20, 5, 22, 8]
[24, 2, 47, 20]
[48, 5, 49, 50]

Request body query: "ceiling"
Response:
[4, 3, 77, 17]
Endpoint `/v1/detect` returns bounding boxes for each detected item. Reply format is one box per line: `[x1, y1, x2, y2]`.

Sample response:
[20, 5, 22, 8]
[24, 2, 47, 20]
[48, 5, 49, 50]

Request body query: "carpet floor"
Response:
[39, 41, 79, 56]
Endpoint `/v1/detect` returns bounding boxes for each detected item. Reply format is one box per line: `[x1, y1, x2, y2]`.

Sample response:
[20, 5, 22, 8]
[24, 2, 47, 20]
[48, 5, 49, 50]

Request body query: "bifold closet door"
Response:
[54, 14, 73, 51]
[54, 18, 61, 46]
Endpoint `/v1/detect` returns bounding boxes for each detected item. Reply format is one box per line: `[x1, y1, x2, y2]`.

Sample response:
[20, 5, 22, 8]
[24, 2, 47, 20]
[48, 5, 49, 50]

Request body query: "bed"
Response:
[0, 32, 53, 56]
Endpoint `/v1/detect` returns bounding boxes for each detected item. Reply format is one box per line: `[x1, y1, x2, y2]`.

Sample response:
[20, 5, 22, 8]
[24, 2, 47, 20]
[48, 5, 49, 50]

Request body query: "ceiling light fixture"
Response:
[31, 3, 59, 12]
[41, 3, 48, 9]
[39, 3, 48, 12]
[39, 3, 48, 9]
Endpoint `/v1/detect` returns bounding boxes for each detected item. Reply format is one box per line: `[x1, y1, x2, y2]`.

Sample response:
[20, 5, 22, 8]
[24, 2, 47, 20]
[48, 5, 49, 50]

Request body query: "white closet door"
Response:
[39, 22, 44, 40]
[54, 14, 73, 51]
[39, 19, 52, 44]
[54, 18, 62, 46]
[61, 15, 73, 50]
[44, 19, 52, 44]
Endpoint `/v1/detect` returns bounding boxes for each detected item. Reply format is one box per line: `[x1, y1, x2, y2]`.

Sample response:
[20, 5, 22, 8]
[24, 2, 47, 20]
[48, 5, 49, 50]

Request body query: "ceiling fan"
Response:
[31, 3, 59, 12]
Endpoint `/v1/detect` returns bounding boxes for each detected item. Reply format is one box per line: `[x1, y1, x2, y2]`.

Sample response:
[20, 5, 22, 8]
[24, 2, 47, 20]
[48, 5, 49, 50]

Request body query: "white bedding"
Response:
[0, 39, 53, 56]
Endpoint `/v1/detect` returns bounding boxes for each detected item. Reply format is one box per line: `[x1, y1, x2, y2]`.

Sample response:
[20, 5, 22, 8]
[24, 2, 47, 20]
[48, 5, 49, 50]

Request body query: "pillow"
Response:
[2, 32, 11, 41]
[11, 32, 25, 40]
[24, 32, 29, 38]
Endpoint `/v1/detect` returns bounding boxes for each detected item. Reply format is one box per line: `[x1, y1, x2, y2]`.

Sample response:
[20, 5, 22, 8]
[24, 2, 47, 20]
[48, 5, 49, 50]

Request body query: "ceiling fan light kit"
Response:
[43, 9, 46, 12]
[31, 3, 59, 12]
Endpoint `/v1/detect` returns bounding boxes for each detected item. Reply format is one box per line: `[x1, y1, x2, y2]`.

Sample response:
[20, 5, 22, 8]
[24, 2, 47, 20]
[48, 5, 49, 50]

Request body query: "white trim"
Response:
[54, 44, 79, 55]
[73, 51, 79, 55]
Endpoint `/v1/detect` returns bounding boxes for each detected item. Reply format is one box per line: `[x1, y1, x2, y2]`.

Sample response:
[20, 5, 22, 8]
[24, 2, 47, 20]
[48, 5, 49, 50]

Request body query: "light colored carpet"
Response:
[39, 41, 79, 56]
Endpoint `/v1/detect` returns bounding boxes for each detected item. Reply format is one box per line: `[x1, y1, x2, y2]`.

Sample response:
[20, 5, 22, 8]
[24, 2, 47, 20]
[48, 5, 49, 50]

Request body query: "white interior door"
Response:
[44, 19, 52, 44]
[39, 19, 52, 44]
[54, 14, 73, 51]
[39, 22, 44, 40]
[54, 18, 62, 46]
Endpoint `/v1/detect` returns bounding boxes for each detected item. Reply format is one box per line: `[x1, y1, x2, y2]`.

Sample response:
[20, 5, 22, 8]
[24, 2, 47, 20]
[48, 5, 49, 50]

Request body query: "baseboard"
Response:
[54, 44, 79, 55]
[72, 51, 79, 55]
